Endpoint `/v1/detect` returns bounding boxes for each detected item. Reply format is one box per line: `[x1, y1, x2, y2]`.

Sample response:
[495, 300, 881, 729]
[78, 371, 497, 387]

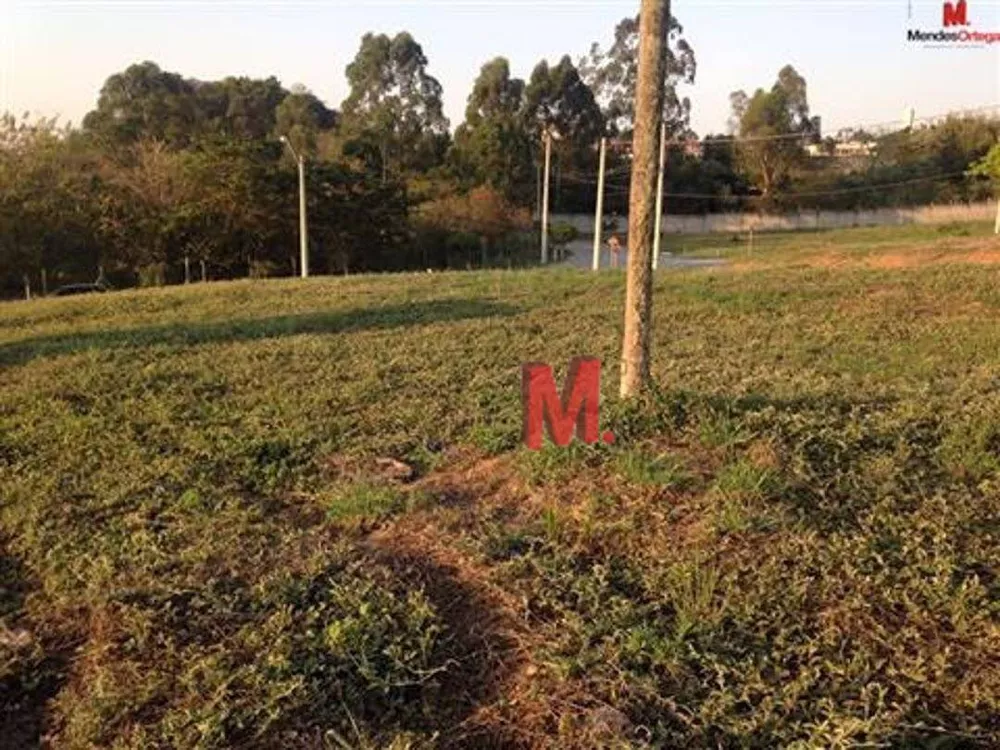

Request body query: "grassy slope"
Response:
[1, 223, 999, 748]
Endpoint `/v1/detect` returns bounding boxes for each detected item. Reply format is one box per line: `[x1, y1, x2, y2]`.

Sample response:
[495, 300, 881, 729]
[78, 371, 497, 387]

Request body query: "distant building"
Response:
[805, 139, 874, 158]
[833, 140, 875, 157]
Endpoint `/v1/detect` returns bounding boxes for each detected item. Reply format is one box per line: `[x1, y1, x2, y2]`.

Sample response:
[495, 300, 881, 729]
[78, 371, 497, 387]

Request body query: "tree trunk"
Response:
[620, 0, 670, 398]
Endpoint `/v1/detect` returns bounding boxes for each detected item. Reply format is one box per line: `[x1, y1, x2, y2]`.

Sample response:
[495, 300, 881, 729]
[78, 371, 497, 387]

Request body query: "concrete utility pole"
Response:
[620, 0, 670, 398]
[536, 164, 542, 223]
[281, 136, 310, 278]
[541, 128, 554, 264]
[593, 136, 607, 271]
[652, 121, 667, 270]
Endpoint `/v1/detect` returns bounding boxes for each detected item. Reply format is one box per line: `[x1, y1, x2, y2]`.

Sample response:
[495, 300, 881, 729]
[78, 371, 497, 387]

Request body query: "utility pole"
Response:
[593, 136, 607, 271]
[536, 164, 542, 223]
[297, 153, 309, 278]
[652, 121, 667, 270]
[281, 136, 309, 278]
[620, 0, 670, 398]
[541, 129, 553, 264]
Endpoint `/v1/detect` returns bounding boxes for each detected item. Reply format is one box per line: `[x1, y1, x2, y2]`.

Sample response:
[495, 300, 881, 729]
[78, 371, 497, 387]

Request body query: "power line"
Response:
[557, 170, 972, 200]
[605, 105, 1000, 148]
[662, 172, 970, 200]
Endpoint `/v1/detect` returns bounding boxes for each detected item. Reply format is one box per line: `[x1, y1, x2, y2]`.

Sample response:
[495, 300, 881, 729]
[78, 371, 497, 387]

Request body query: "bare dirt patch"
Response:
[865, 253, 915, 269]
[961, 249, 1000, 265]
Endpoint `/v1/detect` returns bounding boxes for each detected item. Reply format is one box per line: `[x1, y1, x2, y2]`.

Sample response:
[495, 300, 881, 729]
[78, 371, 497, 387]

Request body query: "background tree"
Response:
[414, 185, 531, 269]
[522, 56, 604, 147]
[196, 76, 289, 141]
[83, 61, 200, 148]
[730, 65, 815, 200]
[340, 32, 450, 181]
[969, 143, 1000, 184]
[580, 12, 696, 138]
[0, 115, 104, 292]
[449, 58, 533, 204]
[274, 85, 338, 156]
[84, 65, 297, 148]
[521, 56, 605, 212]
[968, 143, 1000, 233]
[96, 139, 194, 283]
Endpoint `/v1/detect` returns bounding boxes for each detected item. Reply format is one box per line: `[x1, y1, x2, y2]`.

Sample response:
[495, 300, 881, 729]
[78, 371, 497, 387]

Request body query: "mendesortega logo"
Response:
[907, 0, 1000, 44]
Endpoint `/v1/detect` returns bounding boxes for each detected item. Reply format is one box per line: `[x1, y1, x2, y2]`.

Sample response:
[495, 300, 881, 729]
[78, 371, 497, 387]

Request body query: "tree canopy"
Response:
[729, 65, 815, 199]
[580, 13, 696, 138]
[340, 32, 450, 180]
[449, 58, 534, 203]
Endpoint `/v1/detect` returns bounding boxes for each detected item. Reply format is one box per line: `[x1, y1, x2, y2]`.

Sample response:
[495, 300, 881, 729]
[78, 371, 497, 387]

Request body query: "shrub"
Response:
[249, 259, 280, 279]
[137, 262, 167, 287]
[414, 185, 532, 268]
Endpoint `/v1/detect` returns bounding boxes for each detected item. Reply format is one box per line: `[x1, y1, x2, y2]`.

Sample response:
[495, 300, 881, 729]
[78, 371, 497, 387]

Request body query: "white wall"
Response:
[549, 202, 996, 236]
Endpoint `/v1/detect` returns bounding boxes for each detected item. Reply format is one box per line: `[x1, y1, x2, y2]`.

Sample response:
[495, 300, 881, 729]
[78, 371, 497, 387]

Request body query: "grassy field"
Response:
[2, 223, 999, 748]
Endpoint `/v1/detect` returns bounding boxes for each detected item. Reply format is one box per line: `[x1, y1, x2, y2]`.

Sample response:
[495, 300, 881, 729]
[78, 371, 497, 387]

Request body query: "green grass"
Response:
[671, 220, 996, 260]
[2, 222, 999, 748]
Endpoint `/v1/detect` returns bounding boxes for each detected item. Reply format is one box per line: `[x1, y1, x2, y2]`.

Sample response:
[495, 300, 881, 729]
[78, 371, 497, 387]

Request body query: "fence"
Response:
[550, 201, 997, 237]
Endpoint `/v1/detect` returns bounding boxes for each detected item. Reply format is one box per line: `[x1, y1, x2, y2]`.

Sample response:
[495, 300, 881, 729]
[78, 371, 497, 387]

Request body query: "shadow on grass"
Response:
[365, 542, 526, 749]
[1, 298, 519, 367]
[0, 544, 74, 748]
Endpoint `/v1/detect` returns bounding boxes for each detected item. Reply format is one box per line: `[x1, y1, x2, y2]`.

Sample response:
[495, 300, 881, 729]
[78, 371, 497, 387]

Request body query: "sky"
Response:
[1, 0, 998, 138]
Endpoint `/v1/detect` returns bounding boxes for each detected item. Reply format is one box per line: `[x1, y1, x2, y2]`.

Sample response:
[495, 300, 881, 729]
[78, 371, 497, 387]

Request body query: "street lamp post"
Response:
[280, 136, 309, 278]
[541, 130, 552, 264]
[540, 126, 562, 265]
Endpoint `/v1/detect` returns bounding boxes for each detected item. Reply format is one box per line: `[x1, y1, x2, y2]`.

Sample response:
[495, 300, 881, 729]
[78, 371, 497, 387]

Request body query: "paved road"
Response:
[558, 240, 727, 270]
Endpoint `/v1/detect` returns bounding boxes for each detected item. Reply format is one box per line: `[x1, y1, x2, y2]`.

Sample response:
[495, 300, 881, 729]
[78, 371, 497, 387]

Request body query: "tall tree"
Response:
[96, 139, 194, 279]
[450, 57, 533, 203]
[521, 56, 604, 146]
[969, 143, 1000, 234]
[83, 61, 199, 148]
[580, 13, 696, 138]
[621, 0, 670, 398]
[196, 76, 289, 141]
[729, 65, 814, 199]
[83, 64, 301, 147]
[0, 114, 103, 290]
[521, 56, 605, 211]
[274, 85, 338, 156]
[340, 32, 450, 179]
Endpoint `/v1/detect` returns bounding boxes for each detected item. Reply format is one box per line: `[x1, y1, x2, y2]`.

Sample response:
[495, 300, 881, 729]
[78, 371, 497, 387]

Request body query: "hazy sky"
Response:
[2, 1, 998, 137]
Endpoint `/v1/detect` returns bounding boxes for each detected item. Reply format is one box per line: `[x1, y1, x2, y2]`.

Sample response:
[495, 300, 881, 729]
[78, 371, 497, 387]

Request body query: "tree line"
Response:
[1, 15, 997, 296]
